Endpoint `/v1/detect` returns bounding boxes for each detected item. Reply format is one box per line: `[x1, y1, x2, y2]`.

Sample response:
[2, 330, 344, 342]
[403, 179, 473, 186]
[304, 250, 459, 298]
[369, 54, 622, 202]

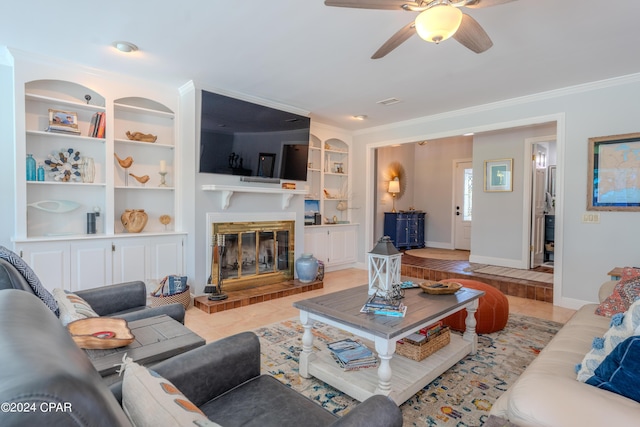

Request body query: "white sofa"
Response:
[490, 281, 640, 426]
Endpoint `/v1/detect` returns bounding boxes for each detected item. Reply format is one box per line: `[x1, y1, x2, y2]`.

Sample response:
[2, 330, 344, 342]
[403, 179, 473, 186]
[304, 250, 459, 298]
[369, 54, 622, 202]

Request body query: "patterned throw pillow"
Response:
[595, 267, 640, 317]
[120, 358, 222, 427]
[585, 336, 640, 403]
[52, 288, 99, 326]
[576, 298, 640, 382]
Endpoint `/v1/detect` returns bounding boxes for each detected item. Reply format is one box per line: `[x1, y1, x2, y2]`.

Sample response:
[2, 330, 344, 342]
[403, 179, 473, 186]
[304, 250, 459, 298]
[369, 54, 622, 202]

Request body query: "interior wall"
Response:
[470, 123, 556, 267]
[374, 144, 416, 239]
[352, 74, 640, 308]
[414, 136, 473, 248]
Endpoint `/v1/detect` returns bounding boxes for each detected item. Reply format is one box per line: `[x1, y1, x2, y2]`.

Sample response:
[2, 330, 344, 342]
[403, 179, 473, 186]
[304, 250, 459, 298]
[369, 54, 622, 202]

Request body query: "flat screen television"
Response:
[199, 90, 311, 181]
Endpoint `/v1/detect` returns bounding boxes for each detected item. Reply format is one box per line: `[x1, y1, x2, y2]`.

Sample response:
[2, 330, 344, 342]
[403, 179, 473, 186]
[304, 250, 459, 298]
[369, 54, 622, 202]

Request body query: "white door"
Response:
[530, 145, 547, 268]
[454, 160, 473, 250]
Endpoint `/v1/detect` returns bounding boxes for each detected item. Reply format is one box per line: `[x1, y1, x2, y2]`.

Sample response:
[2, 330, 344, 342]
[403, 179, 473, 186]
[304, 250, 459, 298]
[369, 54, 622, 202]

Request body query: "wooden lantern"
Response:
[368, 236, 402, 298]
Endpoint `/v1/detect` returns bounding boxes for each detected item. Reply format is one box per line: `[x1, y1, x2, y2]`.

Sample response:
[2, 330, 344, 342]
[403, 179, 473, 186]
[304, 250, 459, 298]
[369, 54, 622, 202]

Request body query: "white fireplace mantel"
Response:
[202, 184, 307, 210]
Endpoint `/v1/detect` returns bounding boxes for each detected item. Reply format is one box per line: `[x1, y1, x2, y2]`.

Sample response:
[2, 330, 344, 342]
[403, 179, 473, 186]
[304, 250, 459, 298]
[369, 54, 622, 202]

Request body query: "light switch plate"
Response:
[582, 213, 600, 223]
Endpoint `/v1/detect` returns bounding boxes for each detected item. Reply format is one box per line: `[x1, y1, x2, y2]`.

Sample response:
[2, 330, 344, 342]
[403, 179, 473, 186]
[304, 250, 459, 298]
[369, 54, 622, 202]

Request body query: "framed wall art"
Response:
[588, 132, 640, 211]
[484, 158, 513, 192]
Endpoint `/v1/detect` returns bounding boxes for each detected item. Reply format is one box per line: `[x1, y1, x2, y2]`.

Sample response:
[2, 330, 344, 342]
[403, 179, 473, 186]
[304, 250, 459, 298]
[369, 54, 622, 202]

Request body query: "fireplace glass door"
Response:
[212, 221, 294, 291]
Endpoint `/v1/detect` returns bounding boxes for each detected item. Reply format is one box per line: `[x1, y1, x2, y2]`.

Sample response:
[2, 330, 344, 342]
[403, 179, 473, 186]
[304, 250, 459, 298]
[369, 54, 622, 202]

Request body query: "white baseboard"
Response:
[556, 296, 593, 310]
[424, 241, 454, 250]
[468, 255, 528, 269]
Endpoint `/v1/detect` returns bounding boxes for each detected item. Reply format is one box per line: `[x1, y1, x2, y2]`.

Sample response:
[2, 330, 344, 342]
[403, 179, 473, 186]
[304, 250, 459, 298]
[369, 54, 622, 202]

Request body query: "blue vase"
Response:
[26, 154, 36, 181]
[295, 253, 319, 283]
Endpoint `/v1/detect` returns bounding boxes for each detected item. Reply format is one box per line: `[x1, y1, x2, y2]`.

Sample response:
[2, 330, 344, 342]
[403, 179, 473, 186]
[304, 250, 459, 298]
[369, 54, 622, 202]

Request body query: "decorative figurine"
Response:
[125, 131, 157, 143]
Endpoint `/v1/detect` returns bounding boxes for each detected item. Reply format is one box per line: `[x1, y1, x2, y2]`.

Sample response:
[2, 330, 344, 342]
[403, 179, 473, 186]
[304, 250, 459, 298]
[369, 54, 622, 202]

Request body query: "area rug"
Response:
[253, 313, 562, 427]
[405, 248, 470, 261]
[466, 265, 553, 284]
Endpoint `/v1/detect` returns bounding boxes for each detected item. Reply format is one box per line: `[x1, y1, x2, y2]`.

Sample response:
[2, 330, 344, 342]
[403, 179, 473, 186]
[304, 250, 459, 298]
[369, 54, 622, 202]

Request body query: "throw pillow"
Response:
[585, 335, 640, 403]
[0, 245, 59, 316]
[576, 298, 640, 382]
[595, 267, 640, 317]
[52, 288, 99, 326]
[119, 357, 222, 427]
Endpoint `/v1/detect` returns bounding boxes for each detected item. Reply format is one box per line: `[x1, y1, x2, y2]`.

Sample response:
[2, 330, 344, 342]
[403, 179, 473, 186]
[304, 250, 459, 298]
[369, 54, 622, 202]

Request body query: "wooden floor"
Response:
[401, 253, 554, 303]
[185, 268, 575, 343]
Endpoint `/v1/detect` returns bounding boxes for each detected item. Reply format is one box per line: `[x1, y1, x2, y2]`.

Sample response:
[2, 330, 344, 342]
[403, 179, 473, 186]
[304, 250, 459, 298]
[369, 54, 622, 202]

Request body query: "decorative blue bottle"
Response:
[37, 164, 45, 181]
[295, 253, 319, 283]
[26, 154, 36, 181]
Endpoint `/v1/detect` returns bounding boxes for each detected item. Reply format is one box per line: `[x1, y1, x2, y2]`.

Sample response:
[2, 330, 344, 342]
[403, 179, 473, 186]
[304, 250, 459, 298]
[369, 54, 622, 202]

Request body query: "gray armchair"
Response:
[0, 289, 403, 427]
[0, 256, 185, 324]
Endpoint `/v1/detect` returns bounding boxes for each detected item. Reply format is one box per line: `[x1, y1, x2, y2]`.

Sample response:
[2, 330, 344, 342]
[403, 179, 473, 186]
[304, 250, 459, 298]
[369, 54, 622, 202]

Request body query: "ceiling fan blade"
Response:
[453, 13, 493, 53]
[324, 0, 419, 10]
[371, 21, 416, 59]
[464, 0, 517, 9]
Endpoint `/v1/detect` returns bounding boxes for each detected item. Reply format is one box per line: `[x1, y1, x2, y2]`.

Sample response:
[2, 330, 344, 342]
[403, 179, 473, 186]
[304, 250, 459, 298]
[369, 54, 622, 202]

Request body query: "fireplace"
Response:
[210, 220, 295, 292]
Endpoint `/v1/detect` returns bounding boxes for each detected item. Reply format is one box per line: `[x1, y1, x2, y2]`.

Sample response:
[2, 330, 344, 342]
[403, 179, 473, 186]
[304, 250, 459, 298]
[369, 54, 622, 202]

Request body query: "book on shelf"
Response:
[327, 338, 378, 371]
[95, 112, 106, 138]
[88, 112, 100, 137]
[46, 125, 81, 135]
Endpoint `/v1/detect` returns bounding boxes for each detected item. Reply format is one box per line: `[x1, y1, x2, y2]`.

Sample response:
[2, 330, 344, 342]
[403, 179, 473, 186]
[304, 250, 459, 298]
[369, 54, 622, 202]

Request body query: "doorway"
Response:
[454, 159, 472, 250]
[527, 136, 556, 270]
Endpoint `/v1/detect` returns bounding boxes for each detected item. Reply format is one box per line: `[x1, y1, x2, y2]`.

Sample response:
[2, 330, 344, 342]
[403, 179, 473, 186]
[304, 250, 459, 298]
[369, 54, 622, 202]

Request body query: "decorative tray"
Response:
[419, 281, 462, 295]
[67, 317, 135, 350]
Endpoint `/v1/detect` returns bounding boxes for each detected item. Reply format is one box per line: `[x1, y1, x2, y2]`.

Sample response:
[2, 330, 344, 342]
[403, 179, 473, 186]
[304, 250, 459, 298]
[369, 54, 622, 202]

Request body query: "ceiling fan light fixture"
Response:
[113, 41, 138, 53]
[415, 5, 463, 44]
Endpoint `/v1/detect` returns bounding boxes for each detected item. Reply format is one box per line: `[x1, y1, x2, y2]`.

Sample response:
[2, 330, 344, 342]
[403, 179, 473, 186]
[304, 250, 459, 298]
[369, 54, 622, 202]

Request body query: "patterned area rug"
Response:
[465, 265, 553, 284]
[254, 314, 561, 427]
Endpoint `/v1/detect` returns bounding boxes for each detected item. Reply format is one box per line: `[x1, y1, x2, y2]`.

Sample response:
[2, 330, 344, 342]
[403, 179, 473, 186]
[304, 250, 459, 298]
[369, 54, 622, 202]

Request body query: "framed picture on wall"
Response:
[484, 158, 513, 192]
[588, 132, 640, 211]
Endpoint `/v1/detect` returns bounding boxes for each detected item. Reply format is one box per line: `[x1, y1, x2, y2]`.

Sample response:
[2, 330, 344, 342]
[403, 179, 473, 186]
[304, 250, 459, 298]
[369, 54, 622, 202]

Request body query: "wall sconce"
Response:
[388, 177, 400, 212]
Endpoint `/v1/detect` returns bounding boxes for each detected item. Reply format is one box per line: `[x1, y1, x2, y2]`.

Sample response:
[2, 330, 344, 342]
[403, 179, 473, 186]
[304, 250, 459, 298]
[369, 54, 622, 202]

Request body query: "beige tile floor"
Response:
[185, 268, 576, 343]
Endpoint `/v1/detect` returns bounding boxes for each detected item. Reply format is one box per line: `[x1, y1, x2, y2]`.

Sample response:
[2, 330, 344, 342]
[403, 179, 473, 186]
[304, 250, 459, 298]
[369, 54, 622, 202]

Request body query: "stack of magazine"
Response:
[360, 294, 407, 317]
[327, 338, 378, 371]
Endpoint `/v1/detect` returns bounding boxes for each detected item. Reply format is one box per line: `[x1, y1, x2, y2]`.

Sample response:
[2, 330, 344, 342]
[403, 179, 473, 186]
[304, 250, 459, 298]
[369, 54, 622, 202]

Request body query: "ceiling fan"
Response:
[324, 0, 516, 59]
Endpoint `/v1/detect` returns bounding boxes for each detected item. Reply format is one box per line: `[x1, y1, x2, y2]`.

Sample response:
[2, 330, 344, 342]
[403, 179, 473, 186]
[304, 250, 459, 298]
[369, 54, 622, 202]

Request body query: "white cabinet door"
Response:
[70, 240, 112, 291]
[16, 242, 70, 293]
[112, 235, 185, 285]
[149, 235, 185, 279]
[303, 225, 357, 270]
[112, 239, 148, 284]
[304, 227, 330, 265]
[328, 226, 357, 266]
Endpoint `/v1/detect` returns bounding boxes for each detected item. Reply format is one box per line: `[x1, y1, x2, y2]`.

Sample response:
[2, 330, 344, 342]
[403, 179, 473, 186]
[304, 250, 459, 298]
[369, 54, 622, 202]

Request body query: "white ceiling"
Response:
[2, 0, 639, 131]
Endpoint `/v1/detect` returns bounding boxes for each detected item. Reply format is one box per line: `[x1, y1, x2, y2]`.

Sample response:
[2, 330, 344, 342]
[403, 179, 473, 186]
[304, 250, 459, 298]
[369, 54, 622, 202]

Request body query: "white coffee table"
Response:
[293, 283, 484, 405]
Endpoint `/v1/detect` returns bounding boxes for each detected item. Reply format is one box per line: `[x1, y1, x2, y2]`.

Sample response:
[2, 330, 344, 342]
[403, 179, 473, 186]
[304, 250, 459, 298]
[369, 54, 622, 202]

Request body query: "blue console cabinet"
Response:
[383, 211, 426, 249]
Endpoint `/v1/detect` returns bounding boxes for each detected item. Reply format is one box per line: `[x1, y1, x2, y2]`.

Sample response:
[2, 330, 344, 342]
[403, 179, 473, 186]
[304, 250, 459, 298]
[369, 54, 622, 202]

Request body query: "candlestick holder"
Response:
[158, 171, 167, 187]
[208, 233, 228, 301]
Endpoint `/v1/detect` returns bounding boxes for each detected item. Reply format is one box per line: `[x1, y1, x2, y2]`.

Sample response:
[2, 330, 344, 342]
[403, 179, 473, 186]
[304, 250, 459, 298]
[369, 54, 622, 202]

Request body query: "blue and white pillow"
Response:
[576, 298, 640, 382]
[0, 245, 59, 316]
[586, 335, 640, 403]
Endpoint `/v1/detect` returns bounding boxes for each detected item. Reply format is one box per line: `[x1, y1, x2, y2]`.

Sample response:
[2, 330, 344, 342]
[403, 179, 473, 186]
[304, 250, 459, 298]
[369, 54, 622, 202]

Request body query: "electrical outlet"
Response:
[582, 213, 601, 223]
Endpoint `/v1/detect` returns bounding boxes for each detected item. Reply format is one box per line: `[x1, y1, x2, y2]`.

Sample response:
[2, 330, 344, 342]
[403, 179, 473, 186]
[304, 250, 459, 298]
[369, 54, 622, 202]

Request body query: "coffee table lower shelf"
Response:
[306, 333, 471, 405]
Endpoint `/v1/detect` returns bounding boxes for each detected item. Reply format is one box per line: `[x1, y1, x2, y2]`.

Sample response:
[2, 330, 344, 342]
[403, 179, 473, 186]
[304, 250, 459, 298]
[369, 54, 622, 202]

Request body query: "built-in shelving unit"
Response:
[306, 134, 350, 224]
[13, 74, 185, 292]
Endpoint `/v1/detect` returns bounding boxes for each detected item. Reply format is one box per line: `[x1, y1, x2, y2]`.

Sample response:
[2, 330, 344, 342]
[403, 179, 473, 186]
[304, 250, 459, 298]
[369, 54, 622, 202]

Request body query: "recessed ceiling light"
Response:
[463, 132, 475, 136]
[353, 115, 368, 120]
[113, 41, 138, 53]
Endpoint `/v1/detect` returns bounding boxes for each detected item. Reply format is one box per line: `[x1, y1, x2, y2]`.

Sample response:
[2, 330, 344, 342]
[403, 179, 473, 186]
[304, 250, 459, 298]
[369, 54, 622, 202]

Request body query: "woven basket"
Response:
[396, 326, 450, 361]
[149, 286, 191, 309]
